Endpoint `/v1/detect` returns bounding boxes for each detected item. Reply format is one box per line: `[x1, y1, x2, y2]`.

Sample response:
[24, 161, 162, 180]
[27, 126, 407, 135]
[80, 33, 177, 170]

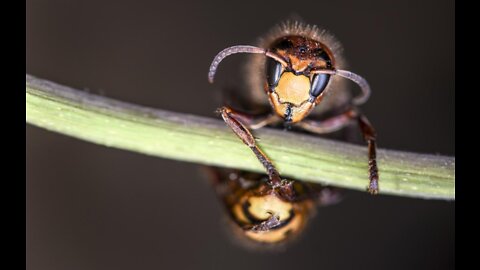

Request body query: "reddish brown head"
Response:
[208, 25, 371, 123]
[264, 35, 336, 123]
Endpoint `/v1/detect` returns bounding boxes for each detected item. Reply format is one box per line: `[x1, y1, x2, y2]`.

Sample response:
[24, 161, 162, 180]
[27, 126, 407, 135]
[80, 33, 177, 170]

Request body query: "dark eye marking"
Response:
[310, 74, 330, 97]
[266, 57, 283, 90]
[313, 48, 333, 68]
[312, 48, 323, 56]
[276, 38, 294, 49]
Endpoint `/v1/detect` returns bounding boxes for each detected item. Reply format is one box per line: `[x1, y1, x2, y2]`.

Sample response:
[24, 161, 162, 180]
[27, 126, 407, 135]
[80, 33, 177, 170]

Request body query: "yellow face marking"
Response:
[268, 91, 316, 123]
[290, 102, 314, 123]
[274, 72, 311, 106]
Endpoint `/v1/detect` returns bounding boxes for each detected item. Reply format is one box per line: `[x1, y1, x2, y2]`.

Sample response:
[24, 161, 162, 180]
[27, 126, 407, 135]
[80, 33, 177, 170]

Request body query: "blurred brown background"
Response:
[27, 0, 454, 269]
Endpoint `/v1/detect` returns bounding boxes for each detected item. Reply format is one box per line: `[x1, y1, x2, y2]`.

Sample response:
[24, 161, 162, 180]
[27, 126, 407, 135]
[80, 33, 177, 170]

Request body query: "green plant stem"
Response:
[26, 74, 455, 200]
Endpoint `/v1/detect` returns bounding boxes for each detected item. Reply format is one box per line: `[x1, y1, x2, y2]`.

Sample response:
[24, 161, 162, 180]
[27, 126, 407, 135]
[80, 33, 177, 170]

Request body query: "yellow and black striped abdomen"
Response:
[230, 192, 314, 244]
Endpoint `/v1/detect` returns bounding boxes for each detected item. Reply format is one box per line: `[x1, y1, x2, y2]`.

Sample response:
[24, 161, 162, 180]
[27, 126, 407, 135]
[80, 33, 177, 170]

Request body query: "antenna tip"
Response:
[208, 72, 215, 83]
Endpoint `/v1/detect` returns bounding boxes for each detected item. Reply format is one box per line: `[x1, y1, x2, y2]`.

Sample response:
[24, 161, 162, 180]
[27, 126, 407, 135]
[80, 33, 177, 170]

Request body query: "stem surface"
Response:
[26, 75, 455, 200]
